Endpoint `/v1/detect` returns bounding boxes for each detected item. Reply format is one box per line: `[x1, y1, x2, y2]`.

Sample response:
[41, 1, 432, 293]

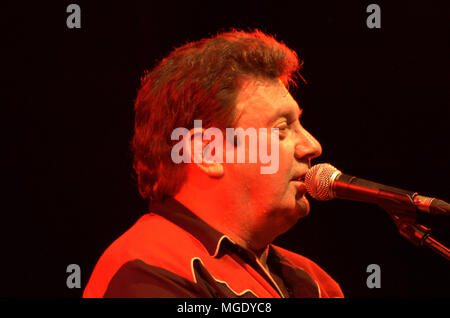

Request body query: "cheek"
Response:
[277, 142, 295, 172]
[244, 167, 286, 199]
[257, 140, 293, 186]
[226, 134, 294, 192]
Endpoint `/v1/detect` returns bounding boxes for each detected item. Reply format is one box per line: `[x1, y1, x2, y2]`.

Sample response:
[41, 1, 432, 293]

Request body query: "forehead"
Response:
[234, 79, 300, 127]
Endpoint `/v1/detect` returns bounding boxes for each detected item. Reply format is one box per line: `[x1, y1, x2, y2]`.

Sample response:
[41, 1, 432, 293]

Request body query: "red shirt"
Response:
[83, 198, 344, 298]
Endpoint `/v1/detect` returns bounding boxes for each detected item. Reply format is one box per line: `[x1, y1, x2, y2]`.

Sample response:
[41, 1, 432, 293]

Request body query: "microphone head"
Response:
[305, 163, 341, 201]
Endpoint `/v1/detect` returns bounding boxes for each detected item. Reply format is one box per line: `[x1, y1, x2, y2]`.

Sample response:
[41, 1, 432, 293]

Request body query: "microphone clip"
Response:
[378, 203, 450, 261]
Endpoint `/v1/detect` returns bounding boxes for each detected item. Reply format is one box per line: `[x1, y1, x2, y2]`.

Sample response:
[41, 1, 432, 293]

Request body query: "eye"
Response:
[277, 122, 288, 130]
[275, 122, 288, 140]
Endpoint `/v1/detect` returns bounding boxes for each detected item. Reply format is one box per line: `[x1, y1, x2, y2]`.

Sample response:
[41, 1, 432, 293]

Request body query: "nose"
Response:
[294, 126, 322, 162]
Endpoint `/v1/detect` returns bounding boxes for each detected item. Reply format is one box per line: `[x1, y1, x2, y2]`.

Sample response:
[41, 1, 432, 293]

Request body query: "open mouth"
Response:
[293, 174, 306, 182]
[292, 175, 307, 197]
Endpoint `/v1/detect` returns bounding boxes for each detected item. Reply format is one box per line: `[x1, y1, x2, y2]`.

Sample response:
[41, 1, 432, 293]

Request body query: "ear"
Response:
[187, 127, 224, 178]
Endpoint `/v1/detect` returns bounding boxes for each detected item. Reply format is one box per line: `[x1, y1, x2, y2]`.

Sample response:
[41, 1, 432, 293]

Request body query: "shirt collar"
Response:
[149, 197, 292, 266]
[149, 197, 233, 257]
[148, 198, 321, 297]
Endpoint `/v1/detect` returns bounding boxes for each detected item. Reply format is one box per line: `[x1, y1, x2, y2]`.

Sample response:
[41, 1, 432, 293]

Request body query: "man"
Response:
[83, 29, 344, 298]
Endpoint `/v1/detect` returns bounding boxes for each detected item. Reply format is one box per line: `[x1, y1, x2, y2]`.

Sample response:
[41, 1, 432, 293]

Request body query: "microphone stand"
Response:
[379, 203, 450, 261]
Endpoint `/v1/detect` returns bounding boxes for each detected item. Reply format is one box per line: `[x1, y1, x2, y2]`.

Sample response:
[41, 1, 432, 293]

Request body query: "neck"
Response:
[174, 185, 274, 259]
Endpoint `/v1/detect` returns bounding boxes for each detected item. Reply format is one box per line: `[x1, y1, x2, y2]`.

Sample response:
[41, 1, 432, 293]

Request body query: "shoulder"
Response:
[83, 213, 209, 297]
[271, 244, 344, 298]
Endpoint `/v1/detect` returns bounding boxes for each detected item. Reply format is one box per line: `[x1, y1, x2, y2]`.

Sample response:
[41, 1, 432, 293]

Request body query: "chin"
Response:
[274, 197, 309, 236]
[280, 195, 309, 223]
[295, 195, 310, 218]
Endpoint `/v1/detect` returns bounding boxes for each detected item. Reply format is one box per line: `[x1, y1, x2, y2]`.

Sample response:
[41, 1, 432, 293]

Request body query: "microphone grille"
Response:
[305, 163, 341, 201]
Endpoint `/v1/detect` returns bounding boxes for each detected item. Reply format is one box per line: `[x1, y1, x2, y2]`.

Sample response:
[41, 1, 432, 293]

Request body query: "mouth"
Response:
[292, 173, 306, 183]
[297, 175, 306, 183]
[291, 174, 307, 196]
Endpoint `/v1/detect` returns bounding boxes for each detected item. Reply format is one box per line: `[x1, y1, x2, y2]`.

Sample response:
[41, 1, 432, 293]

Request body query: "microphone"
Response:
[305, 163, 450, 216]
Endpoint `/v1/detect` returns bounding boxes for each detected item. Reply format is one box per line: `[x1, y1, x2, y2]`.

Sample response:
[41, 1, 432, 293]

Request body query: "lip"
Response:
[291, 179, 307, 196]
[291, 172, 307, 183]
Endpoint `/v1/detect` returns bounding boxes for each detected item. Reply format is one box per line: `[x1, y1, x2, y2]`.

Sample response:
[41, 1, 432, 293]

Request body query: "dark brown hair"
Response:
[131, 29, 301, 201]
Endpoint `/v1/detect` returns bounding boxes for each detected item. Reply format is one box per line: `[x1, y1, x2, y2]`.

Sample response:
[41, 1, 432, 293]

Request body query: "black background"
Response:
[3, 0, 449, 298]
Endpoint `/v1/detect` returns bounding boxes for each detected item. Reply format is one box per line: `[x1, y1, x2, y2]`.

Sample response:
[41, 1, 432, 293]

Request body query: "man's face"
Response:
[223, 79, 322, 238]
